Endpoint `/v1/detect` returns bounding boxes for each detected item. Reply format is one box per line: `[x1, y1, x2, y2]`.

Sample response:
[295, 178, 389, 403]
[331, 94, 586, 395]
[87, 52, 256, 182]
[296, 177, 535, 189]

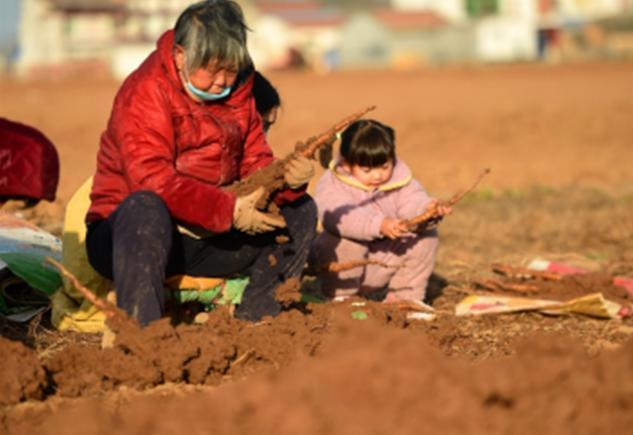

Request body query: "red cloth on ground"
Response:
[0, 117, 59, 204]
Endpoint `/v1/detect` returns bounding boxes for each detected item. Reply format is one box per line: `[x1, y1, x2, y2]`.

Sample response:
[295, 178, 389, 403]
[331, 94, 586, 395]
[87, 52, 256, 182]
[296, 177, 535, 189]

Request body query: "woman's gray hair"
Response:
[174, 0, 252, 72]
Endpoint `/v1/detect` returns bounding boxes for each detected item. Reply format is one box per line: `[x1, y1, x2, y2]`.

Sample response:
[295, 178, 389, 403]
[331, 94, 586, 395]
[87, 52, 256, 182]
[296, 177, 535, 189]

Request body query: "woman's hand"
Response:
[380, 218, 409, 240]
[233, 187, 286, 235]
[284, 155, 315, 189]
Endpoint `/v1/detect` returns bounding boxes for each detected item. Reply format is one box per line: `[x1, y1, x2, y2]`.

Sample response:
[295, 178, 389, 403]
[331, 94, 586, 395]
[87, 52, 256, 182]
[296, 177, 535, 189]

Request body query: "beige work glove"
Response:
[284, 155, 315, 189]
[232, 187, 286, 235]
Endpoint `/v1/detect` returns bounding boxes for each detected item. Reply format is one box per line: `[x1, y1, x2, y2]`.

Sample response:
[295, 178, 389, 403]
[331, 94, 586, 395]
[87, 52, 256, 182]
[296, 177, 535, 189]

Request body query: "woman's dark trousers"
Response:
[86, 191, 317, 326]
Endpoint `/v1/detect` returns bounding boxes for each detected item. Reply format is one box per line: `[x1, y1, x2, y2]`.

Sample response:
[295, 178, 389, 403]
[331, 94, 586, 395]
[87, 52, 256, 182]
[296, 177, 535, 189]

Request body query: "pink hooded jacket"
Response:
[315, 158, 434, 241]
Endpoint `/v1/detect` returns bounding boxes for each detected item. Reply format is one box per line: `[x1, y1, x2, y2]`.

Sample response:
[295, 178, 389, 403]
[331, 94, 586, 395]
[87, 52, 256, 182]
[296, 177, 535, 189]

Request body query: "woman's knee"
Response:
[119, 191, 167, 213]
[112, 191, 173, 239]
[300, 194, 318, 221]
[283, 194, 317, 236]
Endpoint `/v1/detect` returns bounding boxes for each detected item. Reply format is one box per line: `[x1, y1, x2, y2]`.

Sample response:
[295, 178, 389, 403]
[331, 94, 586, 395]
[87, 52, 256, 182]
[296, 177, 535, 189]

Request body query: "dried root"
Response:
[471, 263, 563, 295]
[46, 257, 133, 327]
[225, 106, 376, 210]
[294, 106, 376, 159]
[474, 278, 540, 294]
[306, 260, 400, 275]
[405, 168, 491, 230]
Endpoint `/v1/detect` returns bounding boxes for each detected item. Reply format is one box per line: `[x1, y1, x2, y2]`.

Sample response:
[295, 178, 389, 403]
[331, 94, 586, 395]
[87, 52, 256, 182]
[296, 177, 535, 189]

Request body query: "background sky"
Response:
[0, 0, 20, 55]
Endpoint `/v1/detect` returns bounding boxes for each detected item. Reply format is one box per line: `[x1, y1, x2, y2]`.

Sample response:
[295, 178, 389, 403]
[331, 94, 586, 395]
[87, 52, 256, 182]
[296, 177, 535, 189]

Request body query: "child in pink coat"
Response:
[311, 119, 451, 304]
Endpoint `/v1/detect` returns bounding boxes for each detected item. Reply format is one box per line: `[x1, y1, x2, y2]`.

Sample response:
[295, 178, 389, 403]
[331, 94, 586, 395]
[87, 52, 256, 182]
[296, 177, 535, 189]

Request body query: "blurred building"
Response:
[17, 0, 124, 78]
[110, 0, 215, 79]
[340, 2, 537, 67]
[535, 0, 633, 60]
[340, 9, 462, 68]
[473, 0, 539, 62]
[10, 0, 633, 79]
[391, 0, 467, 22]
[16, 0, 200, 79]
[249, 1, 343, 71]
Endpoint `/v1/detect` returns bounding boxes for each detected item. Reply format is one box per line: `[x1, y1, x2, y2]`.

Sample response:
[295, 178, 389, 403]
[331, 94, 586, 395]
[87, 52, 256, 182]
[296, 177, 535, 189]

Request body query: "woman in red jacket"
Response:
[86, 0, 316, 326]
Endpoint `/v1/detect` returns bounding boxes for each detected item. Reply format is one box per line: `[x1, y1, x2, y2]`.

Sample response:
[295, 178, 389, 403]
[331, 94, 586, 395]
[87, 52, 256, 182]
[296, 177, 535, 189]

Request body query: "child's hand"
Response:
[380, 218, 409, 240]
[427, 199, 453, 218]
[417, 199, 453, 231]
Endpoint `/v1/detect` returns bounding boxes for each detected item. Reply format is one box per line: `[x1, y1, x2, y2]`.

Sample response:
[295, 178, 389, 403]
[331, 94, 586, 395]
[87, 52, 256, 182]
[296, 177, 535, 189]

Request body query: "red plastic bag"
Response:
[528, 258, 633, 297]
[0, 118, 59, 205]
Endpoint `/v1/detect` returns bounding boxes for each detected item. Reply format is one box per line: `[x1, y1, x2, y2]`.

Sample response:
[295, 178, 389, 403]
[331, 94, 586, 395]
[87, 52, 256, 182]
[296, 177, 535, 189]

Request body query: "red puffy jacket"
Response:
[87, 30, 302, 232]
[0, 118, 59, 204]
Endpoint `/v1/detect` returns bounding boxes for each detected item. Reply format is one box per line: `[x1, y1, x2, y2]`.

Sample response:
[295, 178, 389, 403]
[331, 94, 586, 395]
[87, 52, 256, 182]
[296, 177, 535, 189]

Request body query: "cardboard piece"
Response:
[456, 292, 632, 320]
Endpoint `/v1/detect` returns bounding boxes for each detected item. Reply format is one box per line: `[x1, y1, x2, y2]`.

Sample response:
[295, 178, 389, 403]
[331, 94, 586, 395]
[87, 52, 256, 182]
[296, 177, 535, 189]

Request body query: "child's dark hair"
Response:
[252, 71, 280, 116]
[339, 119, 396, 167]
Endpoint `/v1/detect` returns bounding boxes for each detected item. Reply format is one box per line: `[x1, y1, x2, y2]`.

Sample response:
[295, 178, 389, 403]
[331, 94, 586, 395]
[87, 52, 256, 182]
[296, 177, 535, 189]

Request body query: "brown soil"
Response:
[274, 276, 302, 304]
[0, 338, 47, 407]
[44, 308, 323, 397]
[267, 253, 278, 267]
[2, 63, 633, 207]
[483, 272, 633, 305]
[2, 62, 633, 433]
[3, 321, 633, 435]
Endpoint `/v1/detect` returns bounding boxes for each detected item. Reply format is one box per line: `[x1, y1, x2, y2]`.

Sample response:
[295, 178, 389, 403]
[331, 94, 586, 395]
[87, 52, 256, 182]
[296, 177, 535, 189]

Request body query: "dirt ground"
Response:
[1, 62, 633, 434]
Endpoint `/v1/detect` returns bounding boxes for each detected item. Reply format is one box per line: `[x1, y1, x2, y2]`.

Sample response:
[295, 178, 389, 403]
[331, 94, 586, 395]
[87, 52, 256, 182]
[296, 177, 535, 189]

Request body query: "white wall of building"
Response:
[559, 0, 627, 18]
[126, 0, 193, 40]
[340, 12, 391, 68]
[110, 43, 154, 80]
[248, 15, 293, 70]
[391, 0, 467, 22]
[499, 0, 538, 22]
[16, 0, 65, 76]
[290, 25, 341, 70]
[475, 16, 538, 61]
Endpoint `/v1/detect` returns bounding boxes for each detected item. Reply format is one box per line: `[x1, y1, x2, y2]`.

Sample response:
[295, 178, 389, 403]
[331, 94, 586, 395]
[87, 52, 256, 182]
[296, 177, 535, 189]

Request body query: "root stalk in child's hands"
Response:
[405, 168, 491, 230]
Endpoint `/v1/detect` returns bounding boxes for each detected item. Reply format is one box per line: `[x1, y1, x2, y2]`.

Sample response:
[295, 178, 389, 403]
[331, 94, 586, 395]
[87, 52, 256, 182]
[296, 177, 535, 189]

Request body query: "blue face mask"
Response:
[186, 81, 232, 101]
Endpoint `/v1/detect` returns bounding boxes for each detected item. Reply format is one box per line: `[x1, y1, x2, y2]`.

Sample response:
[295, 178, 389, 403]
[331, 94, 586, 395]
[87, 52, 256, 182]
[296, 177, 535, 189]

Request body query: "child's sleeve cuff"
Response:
[367, 213, 384, 239]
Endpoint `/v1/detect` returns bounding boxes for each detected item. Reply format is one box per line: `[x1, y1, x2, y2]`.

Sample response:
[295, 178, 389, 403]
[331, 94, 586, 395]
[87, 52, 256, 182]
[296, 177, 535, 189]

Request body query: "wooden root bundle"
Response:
[474, 263, 563, 294]
[225, 105, 376, 209]
[405, 168, 491, 231]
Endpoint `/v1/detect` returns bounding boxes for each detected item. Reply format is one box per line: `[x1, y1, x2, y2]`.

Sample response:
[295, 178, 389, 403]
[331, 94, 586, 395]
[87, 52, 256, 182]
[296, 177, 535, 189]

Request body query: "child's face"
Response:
[345, 160, 394, 189]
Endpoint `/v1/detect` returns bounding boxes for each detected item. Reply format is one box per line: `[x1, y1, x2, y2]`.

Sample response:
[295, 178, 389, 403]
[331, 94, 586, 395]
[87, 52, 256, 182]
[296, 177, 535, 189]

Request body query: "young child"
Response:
[312, 119, 451, 304]
[252, 71, 280, 133]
